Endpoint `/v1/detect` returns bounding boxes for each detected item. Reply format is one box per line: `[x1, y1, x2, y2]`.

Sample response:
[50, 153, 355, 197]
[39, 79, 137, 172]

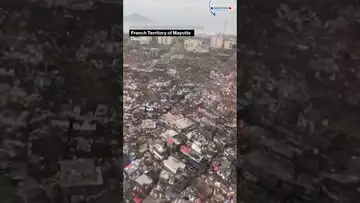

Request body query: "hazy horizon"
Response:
[124, 0, 237, 35]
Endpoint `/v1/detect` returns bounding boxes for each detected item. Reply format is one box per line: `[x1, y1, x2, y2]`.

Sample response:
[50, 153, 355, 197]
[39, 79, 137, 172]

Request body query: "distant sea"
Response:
[124, 21, 236, 35]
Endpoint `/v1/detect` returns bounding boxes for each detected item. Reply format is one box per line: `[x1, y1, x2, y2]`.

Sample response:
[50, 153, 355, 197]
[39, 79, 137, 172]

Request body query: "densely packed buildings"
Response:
[123, 32, 237, 202]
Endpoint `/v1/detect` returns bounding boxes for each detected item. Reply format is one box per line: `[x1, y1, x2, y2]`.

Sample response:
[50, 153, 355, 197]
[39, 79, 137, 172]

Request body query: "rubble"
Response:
[123, 24, 237, 202]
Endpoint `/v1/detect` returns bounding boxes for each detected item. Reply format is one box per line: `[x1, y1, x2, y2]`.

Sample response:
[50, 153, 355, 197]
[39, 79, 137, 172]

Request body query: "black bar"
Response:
[236, 2, 243, 203]
[129, 29, 195, 37]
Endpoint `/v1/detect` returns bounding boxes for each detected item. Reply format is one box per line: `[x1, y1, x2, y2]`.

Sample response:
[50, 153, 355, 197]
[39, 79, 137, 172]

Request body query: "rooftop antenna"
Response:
[223, 20, 227, 36]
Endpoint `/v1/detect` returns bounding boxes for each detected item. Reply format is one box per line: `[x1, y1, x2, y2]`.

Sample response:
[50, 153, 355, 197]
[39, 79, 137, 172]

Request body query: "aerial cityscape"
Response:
[123, 0, 238, 201]
[123, 32, 237, 202]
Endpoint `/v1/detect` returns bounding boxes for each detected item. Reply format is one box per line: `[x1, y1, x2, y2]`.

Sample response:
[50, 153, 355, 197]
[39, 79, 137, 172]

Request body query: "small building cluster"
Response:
[126, 34, 236, 54]
[123, 109, 237, 202]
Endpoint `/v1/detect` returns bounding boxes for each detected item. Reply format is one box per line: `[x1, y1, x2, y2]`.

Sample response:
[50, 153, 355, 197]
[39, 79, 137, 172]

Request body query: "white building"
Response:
[134, 174, 153, 190]
[163, 113, 194, 130]
[184, 39, 203, 52]
[158, 36, 173, 45]
[159, 129, 179, 140]
[184, 39, 209, 53]
[149, 143, 168, 160]
[224, 40, 236, 49]
[210, 36, 224, 48]
[163, 156, 186, 174]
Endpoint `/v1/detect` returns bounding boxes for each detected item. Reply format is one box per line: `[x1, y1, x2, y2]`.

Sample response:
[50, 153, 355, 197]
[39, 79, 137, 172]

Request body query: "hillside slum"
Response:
[123, 38, 237, 202]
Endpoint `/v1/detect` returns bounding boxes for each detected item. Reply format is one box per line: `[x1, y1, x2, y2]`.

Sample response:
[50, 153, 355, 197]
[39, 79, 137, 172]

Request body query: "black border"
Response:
[236, 3, 242, 203]
[237, 2, 252, 203]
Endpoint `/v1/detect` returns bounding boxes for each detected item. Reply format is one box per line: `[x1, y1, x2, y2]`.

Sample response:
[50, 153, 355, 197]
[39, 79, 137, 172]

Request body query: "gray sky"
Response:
[124, 0, 236, 34]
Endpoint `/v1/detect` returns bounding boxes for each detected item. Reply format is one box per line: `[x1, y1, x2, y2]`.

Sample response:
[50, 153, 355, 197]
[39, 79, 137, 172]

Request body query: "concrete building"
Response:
[183, 39, 209, 53]
[149, 142, 168, 160]
[163, 156, 186, 174]
[134, 174, 154, 192]
[210, 36, 224, 48]
[158, 36, 173, 45]
[224, 40, 236, 49]
[184, 39, 203, 52]
[175, 38, 185, 51]
[163, 113, 194, 131]
[160, 129, 179, 141]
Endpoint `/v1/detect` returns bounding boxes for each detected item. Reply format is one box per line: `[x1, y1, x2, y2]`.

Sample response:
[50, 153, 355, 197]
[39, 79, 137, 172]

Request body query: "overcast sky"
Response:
[124, 0, 236, 34]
